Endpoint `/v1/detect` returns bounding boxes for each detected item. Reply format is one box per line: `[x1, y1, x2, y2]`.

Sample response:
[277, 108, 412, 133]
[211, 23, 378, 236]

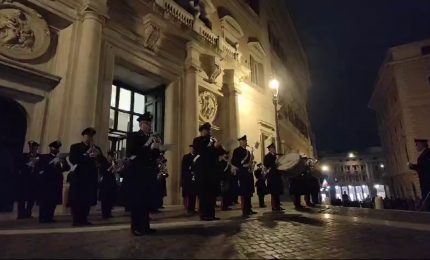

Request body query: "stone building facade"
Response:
[369, 39, 430, 199]
[0, 0, 313, 205]
[318, 148, 388, 201]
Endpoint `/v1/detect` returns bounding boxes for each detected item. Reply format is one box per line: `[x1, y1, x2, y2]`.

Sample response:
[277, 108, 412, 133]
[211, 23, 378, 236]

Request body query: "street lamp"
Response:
[269, 79, 281, 152]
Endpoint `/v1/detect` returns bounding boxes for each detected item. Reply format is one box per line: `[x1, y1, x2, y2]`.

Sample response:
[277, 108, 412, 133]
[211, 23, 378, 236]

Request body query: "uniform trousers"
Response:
[17, 199, 34, 218]
[241, 195, 252, 215]
[39, 202, 56, 222]
[130, 205, 150, 232]
[71, 204, 90, 224]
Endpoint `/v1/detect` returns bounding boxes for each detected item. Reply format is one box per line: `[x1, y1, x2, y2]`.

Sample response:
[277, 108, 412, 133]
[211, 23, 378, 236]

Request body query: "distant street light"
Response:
[380, 163, 385, 169]
[321, 165, 330, 172]
[348, 152, 355, 158]
[270, 79, 281, 152]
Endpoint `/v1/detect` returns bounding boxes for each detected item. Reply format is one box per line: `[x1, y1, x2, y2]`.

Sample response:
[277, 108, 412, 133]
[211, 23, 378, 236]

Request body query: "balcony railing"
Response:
[155, 0, 194, 28]
[154, 0, 240, 60]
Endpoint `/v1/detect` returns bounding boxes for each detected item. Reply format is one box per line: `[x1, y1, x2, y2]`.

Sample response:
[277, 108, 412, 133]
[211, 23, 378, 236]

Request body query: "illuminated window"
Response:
[110, 84, 146, 134]
[250, 55, 264, 87]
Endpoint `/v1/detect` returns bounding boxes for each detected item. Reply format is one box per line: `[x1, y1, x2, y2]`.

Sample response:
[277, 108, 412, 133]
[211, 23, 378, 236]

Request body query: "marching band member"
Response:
[17, 141, 40, 219]
[99, 150, 118, 219]
[181, 145, 197, 214]
[264, 143, 284, 212]
[37, 141, 70, 223]
[231, 135, 256, 217]
[69, 127, 106, 226]
[216, 148, 232, 211]
[193, 122, 220, 221]
[254, 163, 267, 208]
[126, 112, 159, 236]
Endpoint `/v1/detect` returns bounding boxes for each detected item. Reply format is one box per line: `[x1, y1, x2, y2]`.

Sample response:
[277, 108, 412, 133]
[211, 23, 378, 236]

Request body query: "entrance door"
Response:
[0, 96, 27, 212]
[145, 86, 165, 139]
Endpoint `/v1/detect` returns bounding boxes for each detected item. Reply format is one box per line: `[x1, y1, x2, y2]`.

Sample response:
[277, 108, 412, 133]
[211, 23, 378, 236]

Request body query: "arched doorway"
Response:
[0, 96, 27, 212]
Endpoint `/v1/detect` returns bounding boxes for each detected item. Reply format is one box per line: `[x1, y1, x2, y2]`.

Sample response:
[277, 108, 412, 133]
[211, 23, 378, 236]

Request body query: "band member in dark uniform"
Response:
[17, 141, 40, 219]
[37, 141, 70, 223]
[264, 143, 284, 212]
[126, 112, 159, 236]
[155, 151, 168, 212]
[99, 151, 118, 219]
[409, 138, 430, 210]
[217, 148, 232, 211]
[231, 135, 256, 217]
[181, 145, 197, 213]
[254, 163, 267, 208]
[69, 127, 106, 226]
[193, 122, 220, 221]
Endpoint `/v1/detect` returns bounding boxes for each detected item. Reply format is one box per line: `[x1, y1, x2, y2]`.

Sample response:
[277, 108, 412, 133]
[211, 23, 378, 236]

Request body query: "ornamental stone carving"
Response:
[200, 54, 221, 84]
[0, 1, 51, 60]
[143, 22, 160, 51]
[198, 90, 218, 123]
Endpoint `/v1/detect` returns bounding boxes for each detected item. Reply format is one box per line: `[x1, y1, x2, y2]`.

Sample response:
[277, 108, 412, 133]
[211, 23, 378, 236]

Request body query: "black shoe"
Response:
[250, 211, 258, 214]
[200, 216, 212, 221]
[221, 207, 232, 211]
[212, 217, 220, 221]
[280, 207, 285, 211]
[83, 221, 93, 226]
[260, 205, 267, 208]
[132, 230, 144, 236]
[142, 228, 157, 234]
[187, 210, 197, 215]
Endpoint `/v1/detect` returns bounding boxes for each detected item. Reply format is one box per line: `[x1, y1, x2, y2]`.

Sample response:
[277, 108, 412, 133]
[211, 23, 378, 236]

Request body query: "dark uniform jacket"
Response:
[99, 160, 118, 203]
[264, 153, 284, 195]
[410, 148, 430, 198]
[17, 153, 40, 201]
[125, 131, 159, 207]
[216, 159, 231, 195]
[231, 146, 254, 197]
[254, 168, 267, 195]
[68, 142, 105, 207]
[181, 153, 196, 197]
[38, 153, 70, 205]
[192, 136, 218, 195]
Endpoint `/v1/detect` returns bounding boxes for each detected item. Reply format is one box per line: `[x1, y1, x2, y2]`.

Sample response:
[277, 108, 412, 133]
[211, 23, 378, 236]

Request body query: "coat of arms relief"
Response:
[0, 1, 51, 60]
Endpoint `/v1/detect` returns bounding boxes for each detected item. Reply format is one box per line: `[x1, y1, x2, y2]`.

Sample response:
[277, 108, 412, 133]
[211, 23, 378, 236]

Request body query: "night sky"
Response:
[285, 0, 430, 152]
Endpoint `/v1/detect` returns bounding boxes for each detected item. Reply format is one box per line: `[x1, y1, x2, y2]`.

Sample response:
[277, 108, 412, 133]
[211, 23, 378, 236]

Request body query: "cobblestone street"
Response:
[1, 205, 430, 259]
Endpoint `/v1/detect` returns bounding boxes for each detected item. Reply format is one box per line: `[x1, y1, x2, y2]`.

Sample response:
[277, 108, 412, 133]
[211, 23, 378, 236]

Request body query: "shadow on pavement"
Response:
[257, 211, 326, 228]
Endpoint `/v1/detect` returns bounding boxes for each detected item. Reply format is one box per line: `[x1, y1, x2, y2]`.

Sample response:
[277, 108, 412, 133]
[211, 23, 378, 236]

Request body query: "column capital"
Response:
[79, 0, 109, 19]
[185, 42, 204, 71]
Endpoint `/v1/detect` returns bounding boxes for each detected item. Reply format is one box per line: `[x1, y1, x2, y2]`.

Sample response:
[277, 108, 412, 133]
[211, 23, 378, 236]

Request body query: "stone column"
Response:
[63, 8, 106, 146]
[222, 69, 240, 143]
[164, 80, 181, 205]
[182, 42, 201, 154]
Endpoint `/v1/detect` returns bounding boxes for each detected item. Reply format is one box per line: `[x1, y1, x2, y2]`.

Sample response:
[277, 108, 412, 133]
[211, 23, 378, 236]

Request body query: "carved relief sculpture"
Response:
[0, 1, 50, 60]
[143, 22, 161, 51]
[198, 90, 218, 123]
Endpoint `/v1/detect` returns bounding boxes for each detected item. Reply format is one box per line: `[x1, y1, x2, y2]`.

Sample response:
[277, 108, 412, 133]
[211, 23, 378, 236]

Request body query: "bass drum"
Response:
[277, 153, 300, 171]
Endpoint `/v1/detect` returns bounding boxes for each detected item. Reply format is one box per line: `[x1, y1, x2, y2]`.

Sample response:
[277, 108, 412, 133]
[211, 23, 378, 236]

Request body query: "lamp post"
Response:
[270, 79, 282, 153]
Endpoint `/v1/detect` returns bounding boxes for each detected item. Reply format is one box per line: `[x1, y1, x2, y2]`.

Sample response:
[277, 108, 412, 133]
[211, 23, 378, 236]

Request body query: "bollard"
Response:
[374, 196, 384, 209]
